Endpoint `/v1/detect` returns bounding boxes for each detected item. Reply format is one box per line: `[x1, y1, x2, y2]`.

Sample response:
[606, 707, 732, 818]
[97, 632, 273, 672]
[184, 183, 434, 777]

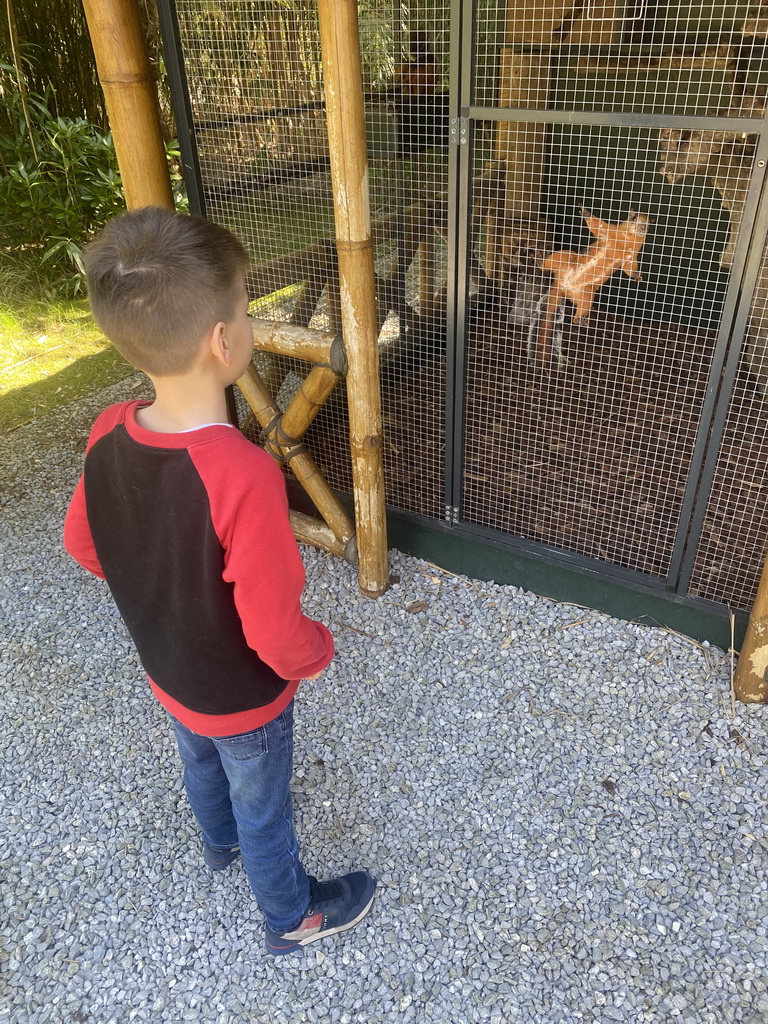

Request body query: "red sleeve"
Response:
[190, 438, 334, 681]
[63, 473, 105, 578]
[62, 403, 131, 580]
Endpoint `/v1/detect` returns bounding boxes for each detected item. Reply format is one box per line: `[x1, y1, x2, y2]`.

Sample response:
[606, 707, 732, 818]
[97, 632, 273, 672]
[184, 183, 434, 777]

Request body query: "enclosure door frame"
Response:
[442, 0, 768, 600]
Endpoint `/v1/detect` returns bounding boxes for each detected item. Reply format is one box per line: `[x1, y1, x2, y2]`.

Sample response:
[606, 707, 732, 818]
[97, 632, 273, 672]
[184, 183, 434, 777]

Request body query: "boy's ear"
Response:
[209, 321, 232, 366]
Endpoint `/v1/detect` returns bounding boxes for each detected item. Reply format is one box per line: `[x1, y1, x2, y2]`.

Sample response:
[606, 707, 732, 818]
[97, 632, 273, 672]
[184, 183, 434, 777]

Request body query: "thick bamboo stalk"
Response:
[317, 0, 389, 597]
[289, 458, 354, 544]
[281, 365, 341, 439]
[236, 363, 281, 428]
[289, 511, 356, 563]
[81, 0, 173, 211]
[251, 319, 347, 375]
[734, 562, 768, 702]
[236, 365, 354, 547]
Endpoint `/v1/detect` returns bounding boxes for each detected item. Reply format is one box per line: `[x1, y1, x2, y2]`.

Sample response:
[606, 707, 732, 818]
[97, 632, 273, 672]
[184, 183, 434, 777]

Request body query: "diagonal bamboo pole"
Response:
[317, 0, 389, 597]
[236, 364, 355, 551]
[81, 0, 173, 211]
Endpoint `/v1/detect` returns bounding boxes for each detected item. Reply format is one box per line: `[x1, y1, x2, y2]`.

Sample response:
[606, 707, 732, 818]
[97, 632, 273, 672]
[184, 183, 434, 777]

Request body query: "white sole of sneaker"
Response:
[297, 889, 376, 946]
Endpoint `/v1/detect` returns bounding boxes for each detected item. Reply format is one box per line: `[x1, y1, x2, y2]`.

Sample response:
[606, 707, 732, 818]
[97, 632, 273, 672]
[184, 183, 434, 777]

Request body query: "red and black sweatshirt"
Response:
[63, 401, 334, 737]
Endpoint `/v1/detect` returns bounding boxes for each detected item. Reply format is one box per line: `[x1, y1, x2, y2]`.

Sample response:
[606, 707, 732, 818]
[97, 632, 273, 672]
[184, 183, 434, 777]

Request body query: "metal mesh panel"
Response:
[689, 242, 768, 610]
[474, 2, 768, 116]
[459, 0, 768, 603]
[460, 118, 743, 578]
[172, 0, 450, 521]
[165, 0, 768, 610]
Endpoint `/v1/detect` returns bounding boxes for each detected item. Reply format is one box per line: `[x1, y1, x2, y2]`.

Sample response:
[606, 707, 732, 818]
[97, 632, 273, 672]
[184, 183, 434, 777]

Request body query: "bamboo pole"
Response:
[251, 319, 347, 375]
[236, 365, 355, 549]
[290, 511, 356, 562]
[734, 564, 768, 702]
[281, 365, 341, 439]
[317, 0, 389, 597]
[81, 0, 173, 211]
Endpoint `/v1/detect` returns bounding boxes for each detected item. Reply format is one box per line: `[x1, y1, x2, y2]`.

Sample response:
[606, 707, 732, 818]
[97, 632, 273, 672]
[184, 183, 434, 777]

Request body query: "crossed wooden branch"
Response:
[237, 319, 357, 564]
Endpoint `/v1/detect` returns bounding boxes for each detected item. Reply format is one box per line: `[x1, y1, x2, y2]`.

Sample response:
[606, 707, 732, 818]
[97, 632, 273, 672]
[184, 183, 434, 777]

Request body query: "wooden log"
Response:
[236, 365, 354, 547]
[247, 242, 336, 300]
[291, 276, 329, 328]
[290, 511, 357, 563]
[734, 558, 768, 702]
[251, 319, 347, 375]
[81, 0, 173, 211]
[317, 0, 389, 597]
[236, 363, 281, 429]
[247, 204, 429, 304]
[286, 454, 355, 545]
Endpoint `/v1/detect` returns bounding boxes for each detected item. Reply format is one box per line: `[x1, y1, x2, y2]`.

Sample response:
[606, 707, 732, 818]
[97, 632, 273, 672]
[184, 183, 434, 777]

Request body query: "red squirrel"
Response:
[533, 208, 650, 365]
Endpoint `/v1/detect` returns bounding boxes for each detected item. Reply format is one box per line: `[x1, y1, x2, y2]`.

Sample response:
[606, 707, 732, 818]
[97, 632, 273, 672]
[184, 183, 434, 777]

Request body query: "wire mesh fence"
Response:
[172, 0, 451, 522]
[689, 241, 768, 610]
[164, 0, 768, 614]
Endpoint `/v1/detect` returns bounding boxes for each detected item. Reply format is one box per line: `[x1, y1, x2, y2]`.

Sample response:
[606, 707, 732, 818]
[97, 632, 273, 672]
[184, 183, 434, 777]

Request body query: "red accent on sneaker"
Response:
[293, 912, 323, 935]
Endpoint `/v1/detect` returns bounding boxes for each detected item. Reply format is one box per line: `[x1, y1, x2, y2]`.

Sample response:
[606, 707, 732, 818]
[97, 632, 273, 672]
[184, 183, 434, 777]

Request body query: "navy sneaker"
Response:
[265, 871, 376, 955]
[203, 843, 240, 871]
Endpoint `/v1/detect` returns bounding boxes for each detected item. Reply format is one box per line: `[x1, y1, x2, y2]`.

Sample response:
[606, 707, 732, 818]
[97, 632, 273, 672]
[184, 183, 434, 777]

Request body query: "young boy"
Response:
[63, 206, 375, 955]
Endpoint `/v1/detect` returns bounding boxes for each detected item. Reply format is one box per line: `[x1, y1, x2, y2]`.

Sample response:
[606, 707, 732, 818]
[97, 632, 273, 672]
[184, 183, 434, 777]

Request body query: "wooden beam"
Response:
[81, 0, 173, 210]
[236, 365, 355, 549]
[251, 319, 347, 375]
[317, 0, 389, 597]
[734, 560, 768, 703]
[290, 511, 357, 562]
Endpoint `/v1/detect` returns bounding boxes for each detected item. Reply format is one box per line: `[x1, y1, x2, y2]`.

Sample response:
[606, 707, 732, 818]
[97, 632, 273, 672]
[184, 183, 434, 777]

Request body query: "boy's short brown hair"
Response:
[84, 206, 250, 377]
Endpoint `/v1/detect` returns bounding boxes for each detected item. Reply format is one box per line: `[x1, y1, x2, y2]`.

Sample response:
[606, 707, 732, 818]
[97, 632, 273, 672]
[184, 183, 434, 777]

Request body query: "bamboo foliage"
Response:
[0, 0, 104, 126]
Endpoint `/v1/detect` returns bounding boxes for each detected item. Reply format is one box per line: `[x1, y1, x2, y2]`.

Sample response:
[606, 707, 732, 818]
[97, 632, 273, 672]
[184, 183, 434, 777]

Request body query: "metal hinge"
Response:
[449, 117, 469, 146]
[445, 505, 460, 525]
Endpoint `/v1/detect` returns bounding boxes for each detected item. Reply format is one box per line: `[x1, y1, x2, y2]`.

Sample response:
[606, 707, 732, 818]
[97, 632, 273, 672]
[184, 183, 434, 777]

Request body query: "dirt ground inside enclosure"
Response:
[461, 308, 717, 580]
[282, 303, 768, 610]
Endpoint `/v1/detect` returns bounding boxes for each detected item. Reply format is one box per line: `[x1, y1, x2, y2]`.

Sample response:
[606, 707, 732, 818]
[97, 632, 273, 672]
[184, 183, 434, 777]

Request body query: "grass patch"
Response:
[0, 298, 131, 435]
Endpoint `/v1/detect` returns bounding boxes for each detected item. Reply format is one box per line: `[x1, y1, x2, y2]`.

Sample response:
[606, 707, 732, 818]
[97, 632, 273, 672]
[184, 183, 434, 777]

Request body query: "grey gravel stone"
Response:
[1, 374, 767, 1024]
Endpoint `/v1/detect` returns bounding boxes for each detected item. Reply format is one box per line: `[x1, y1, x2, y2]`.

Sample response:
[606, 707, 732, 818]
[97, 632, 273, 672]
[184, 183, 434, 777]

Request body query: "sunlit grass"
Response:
[0, 297, 131, 435]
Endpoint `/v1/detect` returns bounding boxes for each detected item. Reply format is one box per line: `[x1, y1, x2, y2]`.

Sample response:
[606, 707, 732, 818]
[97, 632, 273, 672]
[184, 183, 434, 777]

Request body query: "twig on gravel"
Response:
[334, 620, 375, 638]
[421, 561, 480, 589]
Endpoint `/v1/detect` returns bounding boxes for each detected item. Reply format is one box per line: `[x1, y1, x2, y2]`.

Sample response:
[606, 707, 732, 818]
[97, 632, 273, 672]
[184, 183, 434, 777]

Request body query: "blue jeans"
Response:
[169, 701, 310, 934]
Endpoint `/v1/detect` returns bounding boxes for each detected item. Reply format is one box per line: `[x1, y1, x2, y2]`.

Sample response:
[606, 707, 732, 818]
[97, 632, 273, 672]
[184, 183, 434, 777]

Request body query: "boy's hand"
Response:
[305, 670, 324, 681]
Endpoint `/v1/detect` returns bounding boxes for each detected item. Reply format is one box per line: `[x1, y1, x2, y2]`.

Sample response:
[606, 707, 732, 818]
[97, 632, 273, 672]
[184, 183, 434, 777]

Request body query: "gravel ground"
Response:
[2, 376, 767, 1024]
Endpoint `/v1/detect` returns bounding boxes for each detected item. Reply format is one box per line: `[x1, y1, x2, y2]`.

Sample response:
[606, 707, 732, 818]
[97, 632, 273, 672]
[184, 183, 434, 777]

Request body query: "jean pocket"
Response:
[216, 726, 268, 761]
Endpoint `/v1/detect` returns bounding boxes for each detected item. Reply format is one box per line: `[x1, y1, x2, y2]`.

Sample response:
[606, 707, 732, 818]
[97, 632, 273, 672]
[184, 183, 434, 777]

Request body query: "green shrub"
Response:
[0, 63, 188, 300]
[0, 64, 124, 296]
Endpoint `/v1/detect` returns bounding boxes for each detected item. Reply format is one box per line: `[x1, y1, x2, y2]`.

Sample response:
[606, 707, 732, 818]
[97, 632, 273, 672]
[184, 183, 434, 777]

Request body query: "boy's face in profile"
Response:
[223, 278, 254, 384]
